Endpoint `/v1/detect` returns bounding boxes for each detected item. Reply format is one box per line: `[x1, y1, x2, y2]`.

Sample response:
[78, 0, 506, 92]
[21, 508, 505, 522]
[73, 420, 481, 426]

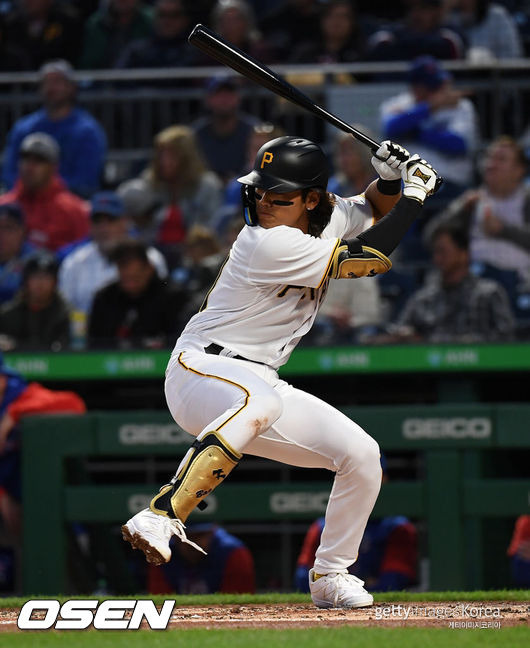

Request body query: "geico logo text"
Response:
[402, 418, 491, 439]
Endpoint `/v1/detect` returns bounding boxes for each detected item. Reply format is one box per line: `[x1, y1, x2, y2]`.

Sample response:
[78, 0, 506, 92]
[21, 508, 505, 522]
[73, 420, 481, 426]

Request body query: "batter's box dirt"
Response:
[1, 601, 528, 631]
[166, 601, 529, 629]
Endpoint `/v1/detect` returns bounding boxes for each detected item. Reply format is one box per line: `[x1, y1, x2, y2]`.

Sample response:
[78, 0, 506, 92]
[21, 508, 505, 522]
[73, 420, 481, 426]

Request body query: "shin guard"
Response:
[149, 431, 242, 522]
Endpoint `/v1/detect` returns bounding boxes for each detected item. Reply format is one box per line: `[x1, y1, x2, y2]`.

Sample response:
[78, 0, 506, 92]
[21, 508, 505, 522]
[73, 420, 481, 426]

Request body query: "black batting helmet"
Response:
[237, 136, 329, 225]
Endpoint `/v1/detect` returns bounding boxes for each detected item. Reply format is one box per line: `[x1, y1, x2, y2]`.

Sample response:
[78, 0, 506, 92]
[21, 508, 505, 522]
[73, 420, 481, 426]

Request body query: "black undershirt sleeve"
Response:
[343, 196, 423, 257]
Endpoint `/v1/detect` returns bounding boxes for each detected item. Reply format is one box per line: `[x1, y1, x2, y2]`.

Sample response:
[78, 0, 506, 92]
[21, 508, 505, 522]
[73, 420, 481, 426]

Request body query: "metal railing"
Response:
[0, 59, 529, 157]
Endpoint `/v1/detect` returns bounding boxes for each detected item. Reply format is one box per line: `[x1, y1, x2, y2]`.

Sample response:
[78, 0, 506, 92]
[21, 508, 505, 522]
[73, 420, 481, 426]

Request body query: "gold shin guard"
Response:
[149, 431, 242, 522]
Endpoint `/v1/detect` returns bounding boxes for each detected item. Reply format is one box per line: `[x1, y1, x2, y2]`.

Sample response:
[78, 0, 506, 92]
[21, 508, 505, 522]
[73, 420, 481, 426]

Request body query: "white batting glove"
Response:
[371, 140, 410, 181]
[402, 155, 440, 204]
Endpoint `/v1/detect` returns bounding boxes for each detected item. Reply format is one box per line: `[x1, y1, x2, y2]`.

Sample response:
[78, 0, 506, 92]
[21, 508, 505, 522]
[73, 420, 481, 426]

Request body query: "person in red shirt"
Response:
[0, 132, 89, 252]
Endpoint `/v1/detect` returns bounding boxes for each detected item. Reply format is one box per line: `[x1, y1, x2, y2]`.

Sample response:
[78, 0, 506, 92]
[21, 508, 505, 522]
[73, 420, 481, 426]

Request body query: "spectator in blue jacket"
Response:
[380, 56, 479, 202]
[2, 60, 107, 198]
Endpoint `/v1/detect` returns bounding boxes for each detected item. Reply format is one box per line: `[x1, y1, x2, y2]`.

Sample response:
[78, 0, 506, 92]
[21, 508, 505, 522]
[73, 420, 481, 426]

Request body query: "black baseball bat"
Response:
[188, 24, 380, 152]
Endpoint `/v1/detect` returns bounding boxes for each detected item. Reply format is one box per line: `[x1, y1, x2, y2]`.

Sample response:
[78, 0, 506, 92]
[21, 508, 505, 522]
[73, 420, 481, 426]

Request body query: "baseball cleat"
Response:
[308, 568, 374, 609]
[121, 508, 206, 565]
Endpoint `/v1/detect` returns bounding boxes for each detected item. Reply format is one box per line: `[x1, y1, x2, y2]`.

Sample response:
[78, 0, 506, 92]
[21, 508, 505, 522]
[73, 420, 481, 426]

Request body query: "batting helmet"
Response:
[237, 136, 329, 225]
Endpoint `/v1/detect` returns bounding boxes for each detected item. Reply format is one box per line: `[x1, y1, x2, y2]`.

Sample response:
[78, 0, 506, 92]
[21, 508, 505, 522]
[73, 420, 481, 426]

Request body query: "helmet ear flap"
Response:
[241, 185, 258, 226]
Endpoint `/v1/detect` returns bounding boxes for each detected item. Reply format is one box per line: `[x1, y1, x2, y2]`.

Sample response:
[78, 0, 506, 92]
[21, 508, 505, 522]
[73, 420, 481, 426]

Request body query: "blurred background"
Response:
[0, 0, 529, 597]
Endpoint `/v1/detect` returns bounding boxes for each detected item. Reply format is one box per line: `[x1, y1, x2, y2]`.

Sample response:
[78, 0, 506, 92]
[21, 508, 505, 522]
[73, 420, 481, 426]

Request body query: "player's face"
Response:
[254, 189, 319, 233]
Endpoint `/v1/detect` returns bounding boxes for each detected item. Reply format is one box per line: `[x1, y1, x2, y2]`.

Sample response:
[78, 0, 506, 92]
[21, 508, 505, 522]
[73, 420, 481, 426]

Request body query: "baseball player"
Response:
[122, 136, 439, 608]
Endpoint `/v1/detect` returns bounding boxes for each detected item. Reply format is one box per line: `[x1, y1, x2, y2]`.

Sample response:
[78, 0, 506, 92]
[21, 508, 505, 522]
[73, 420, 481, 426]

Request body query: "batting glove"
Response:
[401, 155, 441, 204]
[371, 140, 410, 181]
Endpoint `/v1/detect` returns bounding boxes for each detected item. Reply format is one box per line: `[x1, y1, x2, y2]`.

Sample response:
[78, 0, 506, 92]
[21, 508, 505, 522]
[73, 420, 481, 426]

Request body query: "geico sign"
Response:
[17, 599, 175, 630]
[119, 424, 190, 445]
[270, 492, 329, 514]
[402, 418, 492, 440]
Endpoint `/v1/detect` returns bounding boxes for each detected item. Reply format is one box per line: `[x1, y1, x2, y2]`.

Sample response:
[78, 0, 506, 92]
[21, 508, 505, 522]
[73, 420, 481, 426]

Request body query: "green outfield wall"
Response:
[21, 405, 530, 595]
[6, 342, 530, 380]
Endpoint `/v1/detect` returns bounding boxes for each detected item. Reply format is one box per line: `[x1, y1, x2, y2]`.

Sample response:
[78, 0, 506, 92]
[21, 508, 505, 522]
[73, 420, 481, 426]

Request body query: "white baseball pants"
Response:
[164, 342, 382, 574]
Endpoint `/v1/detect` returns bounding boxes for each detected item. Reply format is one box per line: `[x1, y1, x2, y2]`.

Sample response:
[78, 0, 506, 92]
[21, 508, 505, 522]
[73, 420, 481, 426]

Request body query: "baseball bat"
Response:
[188, 24, 380, 152]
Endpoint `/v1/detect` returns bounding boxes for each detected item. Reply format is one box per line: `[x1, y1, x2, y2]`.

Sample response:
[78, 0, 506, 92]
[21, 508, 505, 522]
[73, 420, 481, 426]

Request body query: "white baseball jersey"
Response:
[174, 194, 374, 368]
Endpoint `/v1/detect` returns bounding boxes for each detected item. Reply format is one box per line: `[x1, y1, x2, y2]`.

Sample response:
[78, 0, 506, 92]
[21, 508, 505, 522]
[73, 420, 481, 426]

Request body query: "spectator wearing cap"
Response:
[193, 78, 258, 183]
[367, 0, 465, 61]
[148, 522, 255, 594]
[2, 60, 107, 197]
[0, 204, 37, 305]
[380, 56, 479, 199]
[58, 192, 167, 318]
[0, 252, 70, 351]
[117, 178, 163, 245]
[79, 0, 154, 70]
[116, 0, 196, 70]
[138, 125, 222, 267]
[3, 0, 83, 69]
[0, 133, 90, 253]
[88, 240, 188, 349]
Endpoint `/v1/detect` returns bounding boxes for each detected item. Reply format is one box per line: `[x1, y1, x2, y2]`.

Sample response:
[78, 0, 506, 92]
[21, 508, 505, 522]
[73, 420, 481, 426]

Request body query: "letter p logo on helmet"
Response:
[260, 151, 273, 168]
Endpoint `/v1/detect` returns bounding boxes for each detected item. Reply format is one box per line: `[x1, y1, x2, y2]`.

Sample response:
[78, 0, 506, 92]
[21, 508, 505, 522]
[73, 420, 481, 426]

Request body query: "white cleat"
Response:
[121, 508, 206, 565]
[309, 568, 374, 609]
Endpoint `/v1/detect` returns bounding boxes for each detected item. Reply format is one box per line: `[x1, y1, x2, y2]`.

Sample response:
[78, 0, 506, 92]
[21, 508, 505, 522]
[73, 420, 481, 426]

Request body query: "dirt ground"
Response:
[1, 601, 528, 631]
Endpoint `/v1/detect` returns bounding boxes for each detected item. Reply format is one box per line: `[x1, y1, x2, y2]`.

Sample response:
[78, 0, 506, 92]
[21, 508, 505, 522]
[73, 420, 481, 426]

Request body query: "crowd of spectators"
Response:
[0, 0, 527, 72]
[0, 1, 528, 351]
